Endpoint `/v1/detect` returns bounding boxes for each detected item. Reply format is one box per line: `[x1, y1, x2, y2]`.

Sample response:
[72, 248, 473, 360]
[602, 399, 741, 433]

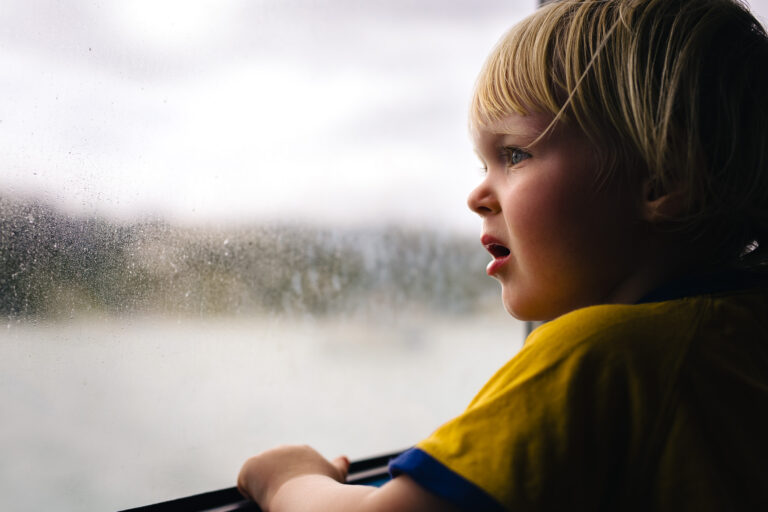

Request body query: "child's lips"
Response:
[481, 234, 511, 275]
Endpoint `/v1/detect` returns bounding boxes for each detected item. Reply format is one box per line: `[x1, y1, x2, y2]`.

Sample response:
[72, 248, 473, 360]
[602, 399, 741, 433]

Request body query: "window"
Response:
[0, 1, 538, 509]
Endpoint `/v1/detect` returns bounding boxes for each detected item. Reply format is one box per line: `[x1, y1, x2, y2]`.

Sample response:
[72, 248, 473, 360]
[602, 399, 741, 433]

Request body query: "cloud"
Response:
[0, 0, 533, 230]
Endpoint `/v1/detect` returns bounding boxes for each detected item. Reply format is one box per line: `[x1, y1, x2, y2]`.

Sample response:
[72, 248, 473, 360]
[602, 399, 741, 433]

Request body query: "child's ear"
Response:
[640, 178, 685, 222]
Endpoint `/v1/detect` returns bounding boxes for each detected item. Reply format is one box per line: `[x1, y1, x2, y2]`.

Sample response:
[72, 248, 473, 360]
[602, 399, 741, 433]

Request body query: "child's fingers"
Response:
[332, 455, 350, 481]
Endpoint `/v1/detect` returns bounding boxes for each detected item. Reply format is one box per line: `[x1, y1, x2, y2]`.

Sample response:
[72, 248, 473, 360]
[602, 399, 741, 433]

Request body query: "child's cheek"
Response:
[505, 173, 579, 253]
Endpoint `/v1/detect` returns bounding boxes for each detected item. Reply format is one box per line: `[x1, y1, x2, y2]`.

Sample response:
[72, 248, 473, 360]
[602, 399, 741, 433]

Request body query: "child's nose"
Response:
[467, 179, 499, 217]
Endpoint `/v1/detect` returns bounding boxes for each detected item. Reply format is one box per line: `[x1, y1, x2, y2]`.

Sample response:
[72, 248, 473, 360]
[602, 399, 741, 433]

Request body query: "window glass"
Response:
[0, 1, 537, 509]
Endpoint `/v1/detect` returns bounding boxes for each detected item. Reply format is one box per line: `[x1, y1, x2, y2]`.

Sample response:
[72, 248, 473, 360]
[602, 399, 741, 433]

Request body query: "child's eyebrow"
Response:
[493, 116, 551, 142]
[493, 128, 542, 143]
[491, 126, 530, 136]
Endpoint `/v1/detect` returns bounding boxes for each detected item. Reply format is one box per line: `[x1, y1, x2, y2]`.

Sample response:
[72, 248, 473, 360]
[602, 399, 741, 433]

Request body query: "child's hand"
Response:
[237, 444, 350, 506]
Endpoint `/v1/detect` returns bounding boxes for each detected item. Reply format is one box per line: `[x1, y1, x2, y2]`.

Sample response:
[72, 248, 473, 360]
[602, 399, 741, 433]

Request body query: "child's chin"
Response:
[502, 290, 552, 322]
[501, 291, 530, 320]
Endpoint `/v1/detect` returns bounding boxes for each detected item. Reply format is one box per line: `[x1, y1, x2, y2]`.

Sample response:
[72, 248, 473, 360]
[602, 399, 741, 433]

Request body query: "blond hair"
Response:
[472, 0, 768, 267]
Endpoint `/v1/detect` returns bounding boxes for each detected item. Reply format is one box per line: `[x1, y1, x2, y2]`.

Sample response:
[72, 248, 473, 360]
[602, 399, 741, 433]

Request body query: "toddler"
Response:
[238, 0, 768, 510]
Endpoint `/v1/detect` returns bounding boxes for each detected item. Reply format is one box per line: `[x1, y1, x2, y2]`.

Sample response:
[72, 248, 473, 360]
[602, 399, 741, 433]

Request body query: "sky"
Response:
[2, 0, 767, 233]
[0, 0, 538, 233]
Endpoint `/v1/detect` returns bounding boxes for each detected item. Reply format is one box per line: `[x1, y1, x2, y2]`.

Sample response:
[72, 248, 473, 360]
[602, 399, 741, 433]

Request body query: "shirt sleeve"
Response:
[389, 447, 506, 512]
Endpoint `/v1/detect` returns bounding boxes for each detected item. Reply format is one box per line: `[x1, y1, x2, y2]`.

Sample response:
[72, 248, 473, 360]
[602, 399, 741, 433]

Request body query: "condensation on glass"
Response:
[0, 1, 536, 510]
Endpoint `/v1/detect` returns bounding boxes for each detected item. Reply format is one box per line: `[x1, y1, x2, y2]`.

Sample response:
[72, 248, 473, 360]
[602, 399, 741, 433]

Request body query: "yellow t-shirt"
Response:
[390, 287, 768, 511]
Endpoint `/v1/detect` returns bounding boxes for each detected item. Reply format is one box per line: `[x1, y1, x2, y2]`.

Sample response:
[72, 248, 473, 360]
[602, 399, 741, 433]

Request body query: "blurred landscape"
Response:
[0, 194, 519, 512]
[0, 194, 495, 320]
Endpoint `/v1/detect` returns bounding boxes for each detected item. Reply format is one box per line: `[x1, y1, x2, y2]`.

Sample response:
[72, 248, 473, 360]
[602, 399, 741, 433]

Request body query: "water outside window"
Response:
[0, 1, 539, 510]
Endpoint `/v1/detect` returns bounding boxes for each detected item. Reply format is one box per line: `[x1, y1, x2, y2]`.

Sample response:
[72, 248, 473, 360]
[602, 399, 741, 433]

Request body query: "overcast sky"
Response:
[2, 0, 767, 233]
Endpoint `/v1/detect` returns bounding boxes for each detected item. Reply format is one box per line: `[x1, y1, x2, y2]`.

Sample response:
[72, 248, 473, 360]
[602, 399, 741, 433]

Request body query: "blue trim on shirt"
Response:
[388, 448, 506, 512]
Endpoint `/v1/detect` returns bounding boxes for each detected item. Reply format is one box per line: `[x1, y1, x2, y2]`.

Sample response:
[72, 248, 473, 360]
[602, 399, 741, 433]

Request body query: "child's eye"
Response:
[502, 147, 531, 166]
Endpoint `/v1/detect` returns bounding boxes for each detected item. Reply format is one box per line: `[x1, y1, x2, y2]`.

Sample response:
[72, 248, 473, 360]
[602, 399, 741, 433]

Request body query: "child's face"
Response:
[469, 112, 648, 321]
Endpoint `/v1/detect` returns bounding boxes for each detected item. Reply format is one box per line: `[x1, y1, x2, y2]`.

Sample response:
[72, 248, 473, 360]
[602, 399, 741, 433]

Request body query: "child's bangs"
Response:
[471, 10, 565, 128]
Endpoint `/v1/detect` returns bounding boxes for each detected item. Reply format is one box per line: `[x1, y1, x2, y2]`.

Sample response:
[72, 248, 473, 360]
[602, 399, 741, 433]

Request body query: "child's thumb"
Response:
[331, 455, 350, 481]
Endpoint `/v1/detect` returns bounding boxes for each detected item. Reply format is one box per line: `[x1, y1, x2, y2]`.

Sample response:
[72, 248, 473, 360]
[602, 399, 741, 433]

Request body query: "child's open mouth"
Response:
[487, 243, 510, 258]
[481, 235, 511, 275]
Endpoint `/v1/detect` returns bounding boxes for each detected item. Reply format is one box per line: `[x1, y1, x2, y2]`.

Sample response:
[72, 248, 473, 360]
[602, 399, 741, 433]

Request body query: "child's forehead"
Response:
[471, 112, 554, 142]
